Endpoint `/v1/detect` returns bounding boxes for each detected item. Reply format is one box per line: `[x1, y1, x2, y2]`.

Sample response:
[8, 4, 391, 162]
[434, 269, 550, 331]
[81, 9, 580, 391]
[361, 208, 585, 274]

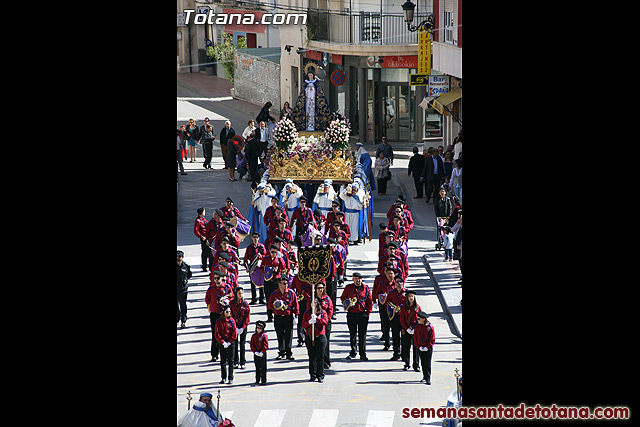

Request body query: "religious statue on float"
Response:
[290, 63, 332, 132]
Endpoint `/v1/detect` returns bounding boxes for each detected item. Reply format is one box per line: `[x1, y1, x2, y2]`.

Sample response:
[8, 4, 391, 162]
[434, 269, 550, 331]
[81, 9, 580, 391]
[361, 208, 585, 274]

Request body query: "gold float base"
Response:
[268, 151, 353, 183]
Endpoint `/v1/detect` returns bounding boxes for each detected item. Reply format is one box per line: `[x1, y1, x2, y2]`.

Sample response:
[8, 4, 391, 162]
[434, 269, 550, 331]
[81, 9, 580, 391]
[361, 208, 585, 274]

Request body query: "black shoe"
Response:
[317, 377, 324, 383]
[249, 300, 258, 305]
[286, 355, 295, 360]
[383, 345, 390, 351]
[403, 365, 409, 371]
[228, 380, 233, 385]
[308, 376, 316, 382]
[219, 379, 226, 384]
[414, 366, 421, 372]
[297, 341, 304, 347]
[390, 355, 400, 361]
[346, 353, 357, 360]
[275, 355, 283, 360]
[360, 355, 369, 361]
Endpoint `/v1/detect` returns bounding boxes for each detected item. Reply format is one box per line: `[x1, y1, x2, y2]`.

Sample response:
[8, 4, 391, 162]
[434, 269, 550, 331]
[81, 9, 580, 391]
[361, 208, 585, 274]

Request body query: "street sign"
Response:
[330, 70, 345, 86]
[410, 73, 429, 86]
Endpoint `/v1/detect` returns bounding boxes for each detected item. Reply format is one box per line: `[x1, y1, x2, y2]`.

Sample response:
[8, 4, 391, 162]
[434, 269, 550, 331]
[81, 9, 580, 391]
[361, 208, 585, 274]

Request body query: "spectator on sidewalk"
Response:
[374, 151, 391, 195]
[256, 101, 274, 125]
[420, 148, 445, 203]
[200, 118, 215, 169]
[242, 120, 256, 140]
[434, 188, 453, 219]
[450, 159, 462, 203]
[375, 136, 394, 166]
[443, 150, 454, 184]
[443, 226, 455, 261]
[219, 121, 235, 170]
[177, 129, 187, 176]
[186, 118, 200, 163]
[408, 147, 425, 198]
[280, 101, 292, 120]
[179, 125, 188, 160]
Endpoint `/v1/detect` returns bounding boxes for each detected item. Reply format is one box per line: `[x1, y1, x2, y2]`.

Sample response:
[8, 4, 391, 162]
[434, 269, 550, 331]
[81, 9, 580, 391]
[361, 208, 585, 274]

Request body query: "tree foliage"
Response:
[209, 33, 247, 84]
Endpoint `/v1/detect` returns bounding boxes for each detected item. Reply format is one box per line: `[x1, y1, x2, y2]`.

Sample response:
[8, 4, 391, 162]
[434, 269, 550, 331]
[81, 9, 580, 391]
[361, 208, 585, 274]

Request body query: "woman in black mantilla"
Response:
[290, 64, 332, 132]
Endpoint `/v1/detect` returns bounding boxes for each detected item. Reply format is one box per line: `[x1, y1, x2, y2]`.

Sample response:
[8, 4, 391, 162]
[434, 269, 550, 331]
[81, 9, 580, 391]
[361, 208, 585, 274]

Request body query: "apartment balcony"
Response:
[307, 10, 432, 55]
[432, 41, 462, 78]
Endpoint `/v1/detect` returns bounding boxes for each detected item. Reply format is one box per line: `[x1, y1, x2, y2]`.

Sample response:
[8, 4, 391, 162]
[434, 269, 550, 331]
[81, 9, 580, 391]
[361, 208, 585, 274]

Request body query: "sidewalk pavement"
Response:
[177, 71, 263, 119]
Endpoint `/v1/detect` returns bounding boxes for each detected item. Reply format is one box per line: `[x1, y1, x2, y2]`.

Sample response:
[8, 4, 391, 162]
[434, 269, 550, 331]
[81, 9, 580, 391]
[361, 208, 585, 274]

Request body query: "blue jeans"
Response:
[444, 248, 453, 260]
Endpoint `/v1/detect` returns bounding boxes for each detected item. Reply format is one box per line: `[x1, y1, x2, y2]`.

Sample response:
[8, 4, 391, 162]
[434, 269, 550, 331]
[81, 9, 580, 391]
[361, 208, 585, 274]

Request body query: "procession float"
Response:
[268, 63, 354, 184]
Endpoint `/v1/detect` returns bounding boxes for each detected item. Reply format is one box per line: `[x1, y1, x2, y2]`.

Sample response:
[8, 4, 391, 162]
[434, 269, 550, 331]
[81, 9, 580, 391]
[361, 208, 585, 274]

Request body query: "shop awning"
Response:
[432, 88, 462, 114]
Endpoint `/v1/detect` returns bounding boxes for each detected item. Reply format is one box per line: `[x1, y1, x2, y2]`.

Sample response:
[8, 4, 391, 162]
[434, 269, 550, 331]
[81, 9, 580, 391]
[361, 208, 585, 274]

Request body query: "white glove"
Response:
[237, 327, 244, 335]
[419, 346, 428, 351]
[223, 341, 231, 349]
[373, 302, 379, 311]
[308, 314, 317, 324]
[407, 327, 414, 335]
[254, 351, 263, 357]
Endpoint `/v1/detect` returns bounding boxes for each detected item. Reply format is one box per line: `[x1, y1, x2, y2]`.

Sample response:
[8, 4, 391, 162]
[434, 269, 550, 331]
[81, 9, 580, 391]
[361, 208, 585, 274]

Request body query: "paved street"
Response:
[176, 86, 462, 427]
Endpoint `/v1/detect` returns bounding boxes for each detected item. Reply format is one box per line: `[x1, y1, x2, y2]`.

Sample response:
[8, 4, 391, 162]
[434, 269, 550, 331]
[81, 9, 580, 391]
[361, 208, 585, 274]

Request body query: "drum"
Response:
[400, 241, 408, 256]
[335, 243, 348, 263]
[250, 268, 264, 288]
[229, 216, 251, 243]
[236, 218, 251, 242]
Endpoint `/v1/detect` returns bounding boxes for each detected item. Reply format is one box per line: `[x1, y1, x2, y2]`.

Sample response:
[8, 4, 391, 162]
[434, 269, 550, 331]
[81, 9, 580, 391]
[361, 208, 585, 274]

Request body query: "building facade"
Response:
[431, 0, 462, 149]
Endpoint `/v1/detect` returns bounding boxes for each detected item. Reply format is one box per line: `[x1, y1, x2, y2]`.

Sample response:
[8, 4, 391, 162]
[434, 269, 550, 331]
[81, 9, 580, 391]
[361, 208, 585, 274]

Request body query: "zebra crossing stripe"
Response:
[253, 409, 287, 427]
[308, 409, 339, 427]
[365, 410, 395, 427]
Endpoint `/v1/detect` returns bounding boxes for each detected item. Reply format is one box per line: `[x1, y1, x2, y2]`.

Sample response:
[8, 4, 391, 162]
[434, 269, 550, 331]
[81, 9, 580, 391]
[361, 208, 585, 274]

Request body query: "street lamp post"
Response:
[401, 0, 434, 32]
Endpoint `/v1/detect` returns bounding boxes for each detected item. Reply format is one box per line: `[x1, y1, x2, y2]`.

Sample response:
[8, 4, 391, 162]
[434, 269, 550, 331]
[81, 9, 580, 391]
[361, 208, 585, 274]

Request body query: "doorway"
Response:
[379, 82, 412, 142]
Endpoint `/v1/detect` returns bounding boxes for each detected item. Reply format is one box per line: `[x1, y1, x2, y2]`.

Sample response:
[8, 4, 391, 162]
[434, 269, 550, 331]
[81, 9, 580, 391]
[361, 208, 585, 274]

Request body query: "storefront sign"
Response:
[379, 55, 418, 68]
[418, 29, 431, 74]
[409, 73, 429, 86]
[305, 50, 322, 61]
[428, 75, 450, 96]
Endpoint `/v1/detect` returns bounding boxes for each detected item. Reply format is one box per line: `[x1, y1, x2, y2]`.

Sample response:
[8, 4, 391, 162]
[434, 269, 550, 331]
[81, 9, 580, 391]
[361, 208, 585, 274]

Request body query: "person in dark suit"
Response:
[219, 121, 236, 170]
[245, 130, 261, 188]
[420, 148, 445, 203]
[408, 147, 426, 198]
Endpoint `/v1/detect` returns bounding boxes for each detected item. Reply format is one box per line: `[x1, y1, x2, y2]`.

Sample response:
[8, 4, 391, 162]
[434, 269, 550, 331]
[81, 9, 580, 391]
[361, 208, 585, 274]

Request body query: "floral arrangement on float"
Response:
[273, 113, 351, 160]
[270, 113, 353, 182]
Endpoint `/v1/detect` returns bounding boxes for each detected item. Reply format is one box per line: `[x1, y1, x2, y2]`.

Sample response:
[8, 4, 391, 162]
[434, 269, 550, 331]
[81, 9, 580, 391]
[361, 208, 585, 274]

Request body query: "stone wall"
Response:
[234, 50, 281, 117]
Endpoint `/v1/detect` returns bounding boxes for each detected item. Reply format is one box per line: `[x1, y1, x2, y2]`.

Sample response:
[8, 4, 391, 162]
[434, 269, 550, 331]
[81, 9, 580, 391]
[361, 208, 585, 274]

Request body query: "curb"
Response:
[422, 254, 462, 338]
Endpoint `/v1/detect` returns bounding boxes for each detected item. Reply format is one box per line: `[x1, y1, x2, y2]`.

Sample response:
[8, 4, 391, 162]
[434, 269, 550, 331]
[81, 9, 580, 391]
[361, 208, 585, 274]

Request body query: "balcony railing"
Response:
[307, 10, 432, 45]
